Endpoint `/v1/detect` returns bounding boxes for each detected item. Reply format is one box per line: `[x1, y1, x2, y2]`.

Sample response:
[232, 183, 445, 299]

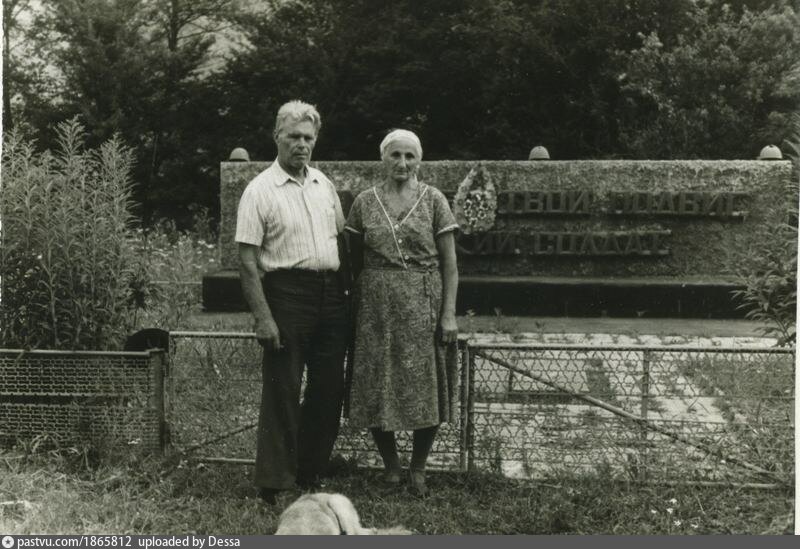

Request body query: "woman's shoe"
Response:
[408, 469, 429, 497]
[382, 468, 402, 485]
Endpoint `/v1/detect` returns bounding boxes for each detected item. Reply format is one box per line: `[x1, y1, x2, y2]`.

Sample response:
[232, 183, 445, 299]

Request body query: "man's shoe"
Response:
[326, 454, 350, 477]
[295, 476, 325, 490]
[258, 488, 278, 505]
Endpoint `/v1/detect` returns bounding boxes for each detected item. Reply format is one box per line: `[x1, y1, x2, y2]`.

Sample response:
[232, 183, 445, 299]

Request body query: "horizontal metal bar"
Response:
[169, 331, 257, 339]
[194, 457, 255, 465]
[462, 342, 794, 354]
[466, 410, 791, 427]
[0, 392, 138, 398]
[0, 349, 154, 357]
[169, 330, 471, 342]
[167, 331, 793, 354]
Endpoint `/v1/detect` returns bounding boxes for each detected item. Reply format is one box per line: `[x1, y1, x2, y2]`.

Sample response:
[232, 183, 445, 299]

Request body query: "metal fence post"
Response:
[640, 351, 651, 419]
[165, 338, 176, 452]
[467, 347, 476, 473]
[459, 342, 470, 472]
[639, 350, 652, 482]
[150, 350, 166, 453]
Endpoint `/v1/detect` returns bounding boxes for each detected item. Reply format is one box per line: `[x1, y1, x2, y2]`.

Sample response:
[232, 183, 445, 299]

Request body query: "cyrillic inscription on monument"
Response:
[457, 230, 671, 257]
[491, 191, 748, 218]
[450, 186, 751, 257]
[607, 191, 748, 218]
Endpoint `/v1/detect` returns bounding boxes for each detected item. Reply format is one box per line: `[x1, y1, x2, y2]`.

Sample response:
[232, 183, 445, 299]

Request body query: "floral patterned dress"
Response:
[345, 183, 459, 431]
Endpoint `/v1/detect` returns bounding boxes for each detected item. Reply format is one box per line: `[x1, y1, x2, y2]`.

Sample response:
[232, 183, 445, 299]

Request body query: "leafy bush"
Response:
[1, 119, 138, 349]
[731, 114, 799, 346]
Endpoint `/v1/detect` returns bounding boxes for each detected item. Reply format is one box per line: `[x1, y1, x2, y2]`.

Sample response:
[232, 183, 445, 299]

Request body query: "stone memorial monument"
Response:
[203, 158, 792, 318]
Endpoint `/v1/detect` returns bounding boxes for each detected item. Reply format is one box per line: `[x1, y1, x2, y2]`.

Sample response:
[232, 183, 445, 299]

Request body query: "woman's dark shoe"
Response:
[408, 470, 429, 497]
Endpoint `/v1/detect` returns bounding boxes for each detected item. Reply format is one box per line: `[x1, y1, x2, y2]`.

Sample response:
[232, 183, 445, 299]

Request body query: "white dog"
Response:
[274, 493, 412, 535]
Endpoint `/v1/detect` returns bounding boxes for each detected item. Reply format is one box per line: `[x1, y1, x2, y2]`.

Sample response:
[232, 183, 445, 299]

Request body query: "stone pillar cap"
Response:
[229, 147, 251, 161]
[758, 145, 782, 160]
[529, 146, 550, 160]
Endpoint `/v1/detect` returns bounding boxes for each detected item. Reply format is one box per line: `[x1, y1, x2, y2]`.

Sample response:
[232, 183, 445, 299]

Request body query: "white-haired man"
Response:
[235, 100, 349, 504]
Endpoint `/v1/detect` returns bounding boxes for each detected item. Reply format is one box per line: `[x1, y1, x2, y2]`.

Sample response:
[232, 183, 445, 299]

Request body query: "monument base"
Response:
[202, 270, 745, 319]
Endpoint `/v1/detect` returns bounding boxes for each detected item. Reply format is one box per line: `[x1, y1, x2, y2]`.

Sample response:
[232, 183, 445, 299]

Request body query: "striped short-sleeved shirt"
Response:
[235, 159, 345, 272]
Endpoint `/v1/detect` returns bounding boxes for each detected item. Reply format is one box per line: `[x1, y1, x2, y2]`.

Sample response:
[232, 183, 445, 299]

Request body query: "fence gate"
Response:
[165, 332, 794, 486]
[165, 331, 469, 470]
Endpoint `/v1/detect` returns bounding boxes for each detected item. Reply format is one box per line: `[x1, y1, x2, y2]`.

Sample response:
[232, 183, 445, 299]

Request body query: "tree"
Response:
[217, 0, 702, 160]
[2, 0, 30, 129]
[5, 0, 798, 226]
[618, 0, 800, 158]
[2, 0, 62, 134]
[28, 0, 240, 223]
[134, 0, 239, 222]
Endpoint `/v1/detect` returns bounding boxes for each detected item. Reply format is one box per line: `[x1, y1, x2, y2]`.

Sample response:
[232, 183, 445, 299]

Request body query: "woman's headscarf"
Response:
[379, 129, 423, 160]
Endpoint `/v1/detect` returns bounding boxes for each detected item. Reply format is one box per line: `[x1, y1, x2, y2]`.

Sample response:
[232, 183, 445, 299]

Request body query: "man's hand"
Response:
[239, 243, 282, 352]
[255, 316, 282, 352]
[439, 314, 458, 345]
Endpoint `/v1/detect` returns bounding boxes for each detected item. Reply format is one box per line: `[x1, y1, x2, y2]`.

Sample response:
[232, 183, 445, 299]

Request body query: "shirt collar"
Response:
[272, 158, 319, 187]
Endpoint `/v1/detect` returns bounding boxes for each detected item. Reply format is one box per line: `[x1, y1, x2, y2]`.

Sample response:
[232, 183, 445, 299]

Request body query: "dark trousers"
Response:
[254, 269, 349, 490]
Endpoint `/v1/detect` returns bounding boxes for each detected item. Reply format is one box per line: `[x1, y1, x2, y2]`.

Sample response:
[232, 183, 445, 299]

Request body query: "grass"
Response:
[0, 449, 794, 535]
[2, 225, 795, 535]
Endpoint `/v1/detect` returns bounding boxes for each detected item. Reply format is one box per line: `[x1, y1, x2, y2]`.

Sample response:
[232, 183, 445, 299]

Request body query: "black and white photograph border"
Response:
[1, 0, 798, 537]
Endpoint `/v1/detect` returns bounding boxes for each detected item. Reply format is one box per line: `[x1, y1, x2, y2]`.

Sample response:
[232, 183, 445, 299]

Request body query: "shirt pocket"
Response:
[312, 186, 337, 235]
[324, 204, 338, 238]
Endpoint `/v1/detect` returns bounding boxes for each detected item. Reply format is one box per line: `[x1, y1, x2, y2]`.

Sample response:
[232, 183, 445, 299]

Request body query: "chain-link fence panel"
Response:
[0, 349, 165, 453]
[165, 334, 793, 486]
[167, 332, 467, 470]
[166, 332, 262, 458]
[466, 344, 793, 485]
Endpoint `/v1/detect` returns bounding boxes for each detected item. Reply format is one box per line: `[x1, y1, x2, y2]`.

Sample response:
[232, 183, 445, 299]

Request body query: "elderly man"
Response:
[235, 100, 349, 504]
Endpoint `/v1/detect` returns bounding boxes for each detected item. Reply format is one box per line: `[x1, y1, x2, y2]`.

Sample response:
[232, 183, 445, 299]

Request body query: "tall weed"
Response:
[1, 119, 138, 350]
[731, 114, 799, 346]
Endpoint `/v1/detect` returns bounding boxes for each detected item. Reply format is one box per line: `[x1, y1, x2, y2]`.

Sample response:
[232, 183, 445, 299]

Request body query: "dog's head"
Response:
[275, 493, 414, 535]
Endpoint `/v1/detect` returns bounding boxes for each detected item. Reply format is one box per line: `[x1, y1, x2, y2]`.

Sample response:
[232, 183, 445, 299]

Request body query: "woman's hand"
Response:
[439, 313, 458, 345]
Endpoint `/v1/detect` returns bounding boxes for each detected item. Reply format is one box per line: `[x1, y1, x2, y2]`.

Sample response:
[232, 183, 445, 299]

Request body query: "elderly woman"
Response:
[345, 129, 459, 496]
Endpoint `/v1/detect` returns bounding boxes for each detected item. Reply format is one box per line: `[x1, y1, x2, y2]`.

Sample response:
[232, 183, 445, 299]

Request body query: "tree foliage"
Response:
[10, 0, 237, 223]
[618, 0, 800, 159]
[219, 0, 695, 161]
[3, 0, 799, 224]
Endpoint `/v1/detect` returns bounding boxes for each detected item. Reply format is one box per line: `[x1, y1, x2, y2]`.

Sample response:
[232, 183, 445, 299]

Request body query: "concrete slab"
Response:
[459, 315, 771, 339]
[184, 312, 772, 339]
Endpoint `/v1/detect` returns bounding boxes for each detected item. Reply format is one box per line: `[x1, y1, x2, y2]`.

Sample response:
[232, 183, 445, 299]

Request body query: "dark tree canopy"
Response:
[3, 0, 799, 225]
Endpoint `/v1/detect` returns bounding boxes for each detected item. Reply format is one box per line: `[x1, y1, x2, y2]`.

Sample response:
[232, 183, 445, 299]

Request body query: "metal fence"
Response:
[0, 349, 167, 453]
[465, 343, 793, 486]
[165, 332, 794, 486]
